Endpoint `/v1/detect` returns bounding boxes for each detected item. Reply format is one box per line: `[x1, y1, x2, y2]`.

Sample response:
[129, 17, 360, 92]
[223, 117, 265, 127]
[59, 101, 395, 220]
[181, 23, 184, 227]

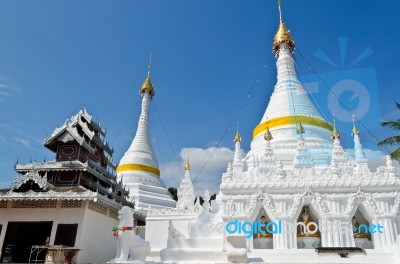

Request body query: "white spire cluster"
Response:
[176, 160, 196, 213]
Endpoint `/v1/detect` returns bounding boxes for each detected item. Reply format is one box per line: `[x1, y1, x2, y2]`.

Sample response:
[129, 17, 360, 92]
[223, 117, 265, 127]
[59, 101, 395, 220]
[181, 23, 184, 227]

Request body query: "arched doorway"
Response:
[252, 208, 273, 249]
[296, 206, 321, 249]
[352, 208, 372, 249]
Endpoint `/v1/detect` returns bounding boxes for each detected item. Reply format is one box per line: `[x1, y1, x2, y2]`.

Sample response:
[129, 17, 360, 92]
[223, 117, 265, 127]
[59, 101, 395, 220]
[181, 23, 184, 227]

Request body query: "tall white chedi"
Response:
[247, 7, 333, 168]
[117, 68, 176, 214]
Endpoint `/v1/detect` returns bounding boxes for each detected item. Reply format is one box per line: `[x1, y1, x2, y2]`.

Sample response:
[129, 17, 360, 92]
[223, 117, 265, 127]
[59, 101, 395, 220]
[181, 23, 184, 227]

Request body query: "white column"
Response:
[372, 218, 398, 249]
[273, 219, 297, 249]
[320, 218, 353, 247]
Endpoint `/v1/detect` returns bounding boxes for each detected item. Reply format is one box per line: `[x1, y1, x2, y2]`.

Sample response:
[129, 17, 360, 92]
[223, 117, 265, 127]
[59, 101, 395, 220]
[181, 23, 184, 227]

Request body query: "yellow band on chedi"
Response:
[117, 163, 160, 176]
[253, 116, 333, 138]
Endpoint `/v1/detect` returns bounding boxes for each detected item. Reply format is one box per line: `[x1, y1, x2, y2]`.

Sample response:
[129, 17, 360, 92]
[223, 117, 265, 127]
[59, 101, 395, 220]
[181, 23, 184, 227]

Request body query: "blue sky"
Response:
[0, 1, 399, 194]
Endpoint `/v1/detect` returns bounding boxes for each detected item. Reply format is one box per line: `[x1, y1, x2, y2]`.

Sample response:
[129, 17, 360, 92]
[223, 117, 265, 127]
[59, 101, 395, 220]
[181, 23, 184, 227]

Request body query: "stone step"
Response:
[247, 249, 396, 264]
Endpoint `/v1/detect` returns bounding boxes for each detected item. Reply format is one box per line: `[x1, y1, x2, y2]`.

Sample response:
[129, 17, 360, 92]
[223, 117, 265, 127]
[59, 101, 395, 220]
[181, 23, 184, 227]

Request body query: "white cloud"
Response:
[1, 124, 42, 147]
[161, 146, 240, 196]
[13, 137, 31, 148]
[0, 80, 21, 101]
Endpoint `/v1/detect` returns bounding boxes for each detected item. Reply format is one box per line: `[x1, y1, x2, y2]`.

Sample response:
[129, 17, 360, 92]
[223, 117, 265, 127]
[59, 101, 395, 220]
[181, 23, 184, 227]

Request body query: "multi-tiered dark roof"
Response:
[0, 108, 134, 208]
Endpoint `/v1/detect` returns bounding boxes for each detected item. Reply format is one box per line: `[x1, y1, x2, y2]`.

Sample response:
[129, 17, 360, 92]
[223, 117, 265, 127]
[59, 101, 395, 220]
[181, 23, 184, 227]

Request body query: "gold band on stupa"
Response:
[253, 115, 333, 139]
[117, 163, 160, 176]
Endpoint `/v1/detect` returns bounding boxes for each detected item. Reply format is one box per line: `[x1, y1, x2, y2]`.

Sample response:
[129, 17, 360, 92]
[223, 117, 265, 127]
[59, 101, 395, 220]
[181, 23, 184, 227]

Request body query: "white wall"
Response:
[0, 201, 85, 259]
[77, 203, 118, 263]
[0, 200, 119, 264]
[145, 214, 196, 254]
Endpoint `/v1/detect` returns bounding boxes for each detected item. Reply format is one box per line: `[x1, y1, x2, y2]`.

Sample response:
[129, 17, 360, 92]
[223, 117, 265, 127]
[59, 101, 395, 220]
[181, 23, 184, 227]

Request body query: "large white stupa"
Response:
[117, 68, 176, 220]
[143, 2, 400, 263]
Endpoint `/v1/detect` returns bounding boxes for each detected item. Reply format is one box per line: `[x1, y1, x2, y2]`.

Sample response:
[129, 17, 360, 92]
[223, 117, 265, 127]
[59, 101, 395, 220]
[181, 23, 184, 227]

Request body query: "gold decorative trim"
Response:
[253, 116, 333, 138]
[117, 163, 160, 176]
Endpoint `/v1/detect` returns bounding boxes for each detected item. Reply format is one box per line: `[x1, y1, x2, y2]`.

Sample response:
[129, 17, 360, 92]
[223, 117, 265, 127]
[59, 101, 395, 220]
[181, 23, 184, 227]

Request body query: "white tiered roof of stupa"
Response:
[248, 44, 334, 169]
[117, 70, 176, 214]
[247, 16, 334, 169]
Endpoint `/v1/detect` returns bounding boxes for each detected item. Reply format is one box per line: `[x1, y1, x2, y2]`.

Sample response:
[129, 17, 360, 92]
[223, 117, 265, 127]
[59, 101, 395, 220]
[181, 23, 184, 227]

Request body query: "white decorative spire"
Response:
[330, 116, 351, 177]
[293, 122, 314, 168]
[352, 115, 367, 162]
[232, 127, 243, 172]
[260, 125, 279, 173]
[386, 155, 396, 177]
[351, 115, 369, 174]
[176, 159, 196, 213]
[264, 126, 274, 158]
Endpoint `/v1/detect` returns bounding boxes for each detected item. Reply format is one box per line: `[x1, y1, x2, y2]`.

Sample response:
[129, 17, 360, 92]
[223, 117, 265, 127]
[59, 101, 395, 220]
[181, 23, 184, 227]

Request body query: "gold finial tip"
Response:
[264, 127, 273, 141]
[140, 69, 155, 97]
[331, 114, 340, 139]
[351, 115, 360, 135]
[273, 0, 295, 57]
[331, 124, 341, 139]
[184, 159, 191, 171]
[296, 121, 305, 135]
[234, 131, 242, 143]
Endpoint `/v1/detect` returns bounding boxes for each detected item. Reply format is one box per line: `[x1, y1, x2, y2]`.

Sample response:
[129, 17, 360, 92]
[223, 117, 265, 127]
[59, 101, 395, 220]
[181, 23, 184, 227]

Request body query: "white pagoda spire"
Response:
[232, 129, 243, 172]
[176, 159, 196, 213]
[255, 6, 331, 136]
[351, 115, 369, 174]
[330, 117, 351, 177]
[263, 126, 274, 157]
[293, 121, 314, 168]
[248, 1, 333, 167]
[116, 64, 176, 213]
[117, 67, 160, 181]
[352, 115, 367, 162]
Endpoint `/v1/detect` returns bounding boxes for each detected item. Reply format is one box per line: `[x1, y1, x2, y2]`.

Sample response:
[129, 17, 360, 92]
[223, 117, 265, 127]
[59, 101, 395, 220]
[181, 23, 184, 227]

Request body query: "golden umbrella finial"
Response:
[273, 0, 295, 57]
[234, 122, 241, 143]
[184, 157, 191, 171]
[264, 126, 273, 141]
[139, 53, 155, 98]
